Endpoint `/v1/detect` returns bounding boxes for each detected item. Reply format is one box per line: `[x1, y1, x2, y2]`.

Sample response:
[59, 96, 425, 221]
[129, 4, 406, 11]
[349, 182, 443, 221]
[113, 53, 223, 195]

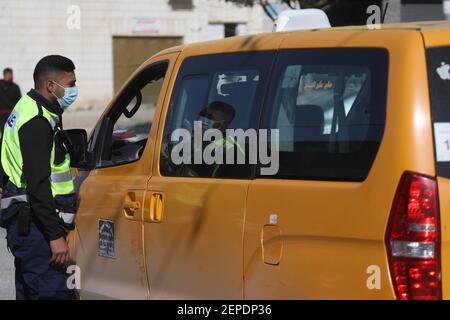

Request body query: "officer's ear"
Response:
[46, 79, 57, 94]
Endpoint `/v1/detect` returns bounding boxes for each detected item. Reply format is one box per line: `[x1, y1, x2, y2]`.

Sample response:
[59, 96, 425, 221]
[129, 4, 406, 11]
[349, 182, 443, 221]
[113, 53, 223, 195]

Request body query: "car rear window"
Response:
[427, 46, 450, 179]
[261, 48, 389, 181]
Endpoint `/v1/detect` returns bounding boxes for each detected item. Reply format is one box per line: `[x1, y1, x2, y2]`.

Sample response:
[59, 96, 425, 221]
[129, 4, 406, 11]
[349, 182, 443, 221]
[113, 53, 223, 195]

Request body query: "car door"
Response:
[143, 51, 276, 299]
[72, 53, 178, 299]
[243, 47, 394, 299]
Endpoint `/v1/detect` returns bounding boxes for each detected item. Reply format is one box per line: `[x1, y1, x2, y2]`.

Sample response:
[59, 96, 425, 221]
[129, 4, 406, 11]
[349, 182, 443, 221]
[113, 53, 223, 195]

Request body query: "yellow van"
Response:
[67, 20, 450, 300]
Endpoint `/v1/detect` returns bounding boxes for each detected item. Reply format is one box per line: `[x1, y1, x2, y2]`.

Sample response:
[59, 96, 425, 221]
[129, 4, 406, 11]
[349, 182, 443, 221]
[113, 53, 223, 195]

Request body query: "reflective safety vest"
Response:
[180, 135, 245, 177]
[0, 94, 76, 229]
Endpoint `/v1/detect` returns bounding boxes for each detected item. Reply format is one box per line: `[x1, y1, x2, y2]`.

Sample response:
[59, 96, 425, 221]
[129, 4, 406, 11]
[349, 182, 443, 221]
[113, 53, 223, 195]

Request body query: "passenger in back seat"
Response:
[294, 104, 325, 150]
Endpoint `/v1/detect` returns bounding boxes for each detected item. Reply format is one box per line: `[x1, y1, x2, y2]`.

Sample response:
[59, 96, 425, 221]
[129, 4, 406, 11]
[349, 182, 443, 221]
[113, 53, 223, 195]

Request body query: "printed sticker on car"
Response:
[98, 219, 116, 259]
[434, 123, 450, 162]
[437, 62, 450, 81]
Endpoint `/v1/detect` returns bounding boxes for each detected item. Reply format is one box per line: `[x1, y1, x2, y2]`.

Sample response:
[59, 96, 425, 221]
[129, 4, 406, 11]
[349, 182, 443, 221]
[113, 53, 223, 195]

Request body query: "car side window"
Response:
[263, 48, 388, 181]
[98, 61, 167, 167]
[159, 52, 274, 179]
[427, 46, 450, 179]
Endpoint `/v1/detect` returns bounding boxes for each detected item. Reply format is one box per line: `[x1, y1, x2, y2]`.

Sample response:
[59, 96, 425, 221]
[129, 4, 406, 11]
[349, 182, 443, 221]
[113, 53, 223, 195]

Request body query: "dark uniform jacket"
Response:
[0, 79, 21, 111]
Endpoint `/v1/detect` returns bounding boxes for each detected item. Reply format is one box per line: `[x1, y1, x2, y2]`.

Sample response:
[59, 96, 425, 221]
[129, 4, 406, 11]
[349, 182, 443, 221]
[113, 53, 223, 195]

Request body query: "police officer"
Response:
[0, 68, 22, 130]
[0, 68, 22, 109]
[0, 55, 78, 300]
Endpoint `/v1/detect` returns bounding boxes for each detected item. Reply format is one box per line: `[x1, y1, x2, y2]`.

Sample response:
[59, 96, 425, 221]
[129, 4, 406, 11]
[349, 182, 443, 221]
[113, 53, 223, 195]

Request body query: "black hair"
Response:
[33, 55, 75, 89]
[3, 68, 12, 75]
[205, 100, 236, 123]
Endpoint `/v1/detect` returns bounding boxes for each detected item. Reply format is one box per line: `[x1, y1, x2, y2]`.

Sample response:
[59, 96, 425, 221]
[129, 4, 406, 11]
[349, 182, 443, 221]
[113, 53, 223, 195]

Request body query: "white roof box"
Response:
[274, 9, 331, 32]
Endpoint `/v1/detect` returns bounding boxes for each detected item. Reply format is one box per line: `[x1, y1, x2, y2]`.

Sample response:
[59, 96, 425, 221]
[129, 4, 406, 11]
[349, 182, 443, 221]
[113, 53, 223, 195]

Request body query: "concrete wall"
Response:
[0, 0, 272, 110]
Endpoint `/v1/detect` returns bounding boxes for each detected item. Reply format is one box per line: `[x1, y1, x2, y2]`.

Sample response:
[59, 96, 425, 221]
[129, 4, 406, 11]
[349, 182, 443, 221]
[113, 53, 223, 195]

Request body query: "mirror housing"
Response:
[63, 129, 94, 169]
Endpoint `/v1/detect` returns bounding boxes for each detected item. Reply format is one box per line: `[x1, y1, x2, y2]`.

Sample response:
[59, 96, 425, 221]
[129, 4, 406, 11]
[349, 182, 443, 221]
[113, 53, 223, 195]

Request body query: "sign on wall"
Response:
[132, 17, 161, 34]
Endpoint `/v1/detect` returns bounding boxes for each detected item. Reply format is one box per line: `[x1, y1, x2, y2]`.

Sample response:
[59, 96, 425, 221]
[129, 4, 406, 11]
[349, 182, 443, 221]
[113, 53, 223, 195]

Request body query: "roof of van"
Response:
[153, 20, 450, 58]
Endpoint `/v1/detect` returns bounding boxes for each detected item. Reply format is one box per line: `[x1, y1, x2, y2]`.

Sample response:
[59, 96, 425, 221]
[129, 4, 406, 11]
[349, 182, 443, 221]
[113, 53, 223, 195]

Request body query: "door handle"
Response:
[124, 200, 140, 212]
[123, 191, 142, 219]
[149, 193, 163, 223]
[261, 224, 283, 265]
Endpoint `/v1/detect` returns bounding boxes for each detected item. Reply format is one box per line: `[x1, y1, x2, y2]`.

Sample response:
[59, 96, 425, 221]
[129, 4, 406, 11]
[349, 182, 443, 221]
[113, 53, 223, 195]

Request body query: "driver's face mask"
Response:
[198, 116, 216, 130]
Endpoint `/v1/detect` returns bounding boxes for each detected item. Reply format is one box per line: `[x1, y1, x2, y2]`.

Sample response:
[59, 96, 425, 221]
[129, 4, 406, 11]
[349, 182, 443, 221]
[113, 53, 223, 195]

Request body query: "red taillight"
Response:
[386, 172, 441, 300]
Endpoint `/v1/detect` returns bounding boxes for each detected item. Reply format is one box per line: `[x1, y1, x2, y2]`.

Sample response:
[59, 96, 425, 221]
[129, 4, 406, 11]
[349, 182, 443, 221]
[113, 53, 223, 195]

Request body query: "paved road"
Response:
[0, 228, 14, 300]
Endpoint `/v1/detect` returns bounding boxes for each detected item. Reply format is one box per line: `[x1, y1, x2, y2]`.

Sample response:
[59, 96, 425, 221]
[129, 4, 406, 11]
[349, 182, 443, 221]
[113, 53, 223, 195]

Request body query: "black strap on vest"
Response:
[21, 103, 43, 184]
[36, 102, 43, 117]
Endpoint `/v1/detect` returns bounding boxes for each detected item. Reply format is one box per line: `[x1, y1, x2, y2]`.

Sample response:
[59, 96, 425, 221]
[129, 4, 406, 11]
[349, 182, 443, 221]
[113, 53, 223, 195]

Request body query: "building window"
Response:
[207, 23, 247, 40]
[168, 0, 193, 10]
[225, 24, 237, 38]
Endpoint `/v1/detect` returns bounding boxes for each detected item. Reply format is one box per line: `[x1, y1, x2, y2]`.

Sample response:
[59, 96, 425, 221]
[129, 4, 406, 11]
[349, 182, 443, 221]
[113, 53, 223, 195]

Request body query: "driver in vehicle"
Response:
[178, 100, 244, 178]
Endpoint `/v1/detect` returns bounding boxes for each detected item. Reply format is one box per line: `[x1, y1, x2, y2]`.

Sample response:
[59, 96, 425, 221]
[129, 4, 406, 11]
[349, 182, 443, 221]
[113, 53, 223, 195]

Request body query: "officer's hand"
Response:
[50, 236, 70, 267]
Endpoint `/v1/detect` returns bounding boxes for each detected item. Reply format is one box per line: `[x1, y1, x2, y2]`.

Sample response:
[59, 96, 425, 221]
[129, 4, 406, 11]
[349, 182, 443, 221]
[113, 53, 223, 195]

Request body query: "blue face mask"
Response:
[52, 81, 78, 110]
[198, 116, 215, 130]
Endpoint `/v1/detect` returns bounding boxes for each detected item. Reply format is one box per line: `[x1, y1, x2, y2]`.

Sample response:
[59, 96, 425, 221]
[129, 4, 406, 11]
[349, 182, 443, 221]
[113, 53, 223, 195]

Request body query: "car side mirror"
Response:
[63, 129, 93, 169]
